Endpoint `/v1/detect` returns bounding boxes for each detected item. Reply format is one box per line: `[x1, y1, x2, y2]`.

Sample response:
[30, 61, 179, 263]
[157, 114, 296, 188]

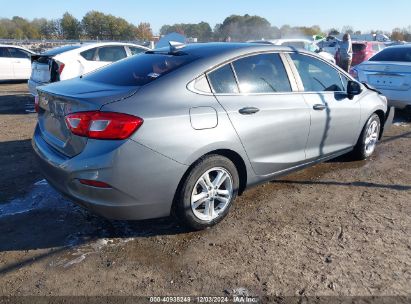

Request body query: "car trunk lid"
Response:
[37, 78, 140, 157]
[360, 61, 411, 91]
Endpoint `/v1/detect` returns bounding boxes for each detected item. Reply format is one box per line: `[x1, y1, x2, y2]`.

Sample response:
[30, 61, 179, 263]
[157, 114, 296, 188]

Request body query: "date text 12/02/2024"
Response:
[149, 296, 259, 303]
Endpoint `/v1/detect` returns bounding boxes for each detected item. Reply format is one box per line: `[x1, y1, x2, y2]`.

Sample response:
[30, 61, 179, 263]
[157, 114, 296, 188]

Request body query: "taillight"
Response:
[58, 62, 65, 75]
[65, 111, 143, 140]
[79, 179, 112, 188]
[34, 95, 39, 113]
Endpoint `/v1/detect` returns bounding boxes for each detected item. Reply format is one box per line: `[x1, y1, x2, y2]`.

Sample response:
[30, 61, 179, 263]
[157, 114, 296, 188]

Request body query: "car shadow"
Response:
[0, 94, 34, 115]
[0, 80, 28, 85]
[0, 180, 188, 252]
[0, 197, 187, 276]
[271, 179, 411, 192]
[0, 140, 43, 202]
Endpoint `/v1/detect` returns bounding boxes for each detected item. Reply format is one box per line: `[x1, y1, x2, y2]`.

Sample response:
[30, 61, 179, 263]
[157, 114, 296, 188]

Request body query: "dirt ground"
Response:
[0, 83, 410, 301]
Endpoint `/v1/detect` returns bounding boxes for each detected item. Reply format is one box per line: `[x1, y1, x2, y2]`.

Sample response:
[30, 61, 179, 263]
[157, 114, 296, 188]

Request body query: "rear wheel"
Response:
[352, 114, 381, 160]
[174, 155, 239, 230]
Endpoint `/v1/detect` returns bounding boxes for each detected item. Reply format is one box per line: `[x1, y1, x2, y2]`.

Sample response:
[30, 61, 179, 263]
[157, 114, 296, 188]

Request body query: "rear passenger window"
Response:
[0, 47, 10, 57]
[129, 47, 145, 56]
[372, 44, 380, 52]
[81, 48, 96, 61]
[232, 53, 291, 93]
[8, 48, 30, 59]
[207, 64, 239, 94]
[97, 46, 127, 62]
[290, 53, 344, 92]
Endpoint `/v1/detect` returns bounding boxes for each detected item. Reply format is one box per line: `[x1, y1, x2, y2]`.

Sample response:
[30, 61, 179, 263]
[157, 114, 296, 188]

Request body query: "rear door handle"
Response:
[239, 107, 260, 115]
[313, 104, 326, 111]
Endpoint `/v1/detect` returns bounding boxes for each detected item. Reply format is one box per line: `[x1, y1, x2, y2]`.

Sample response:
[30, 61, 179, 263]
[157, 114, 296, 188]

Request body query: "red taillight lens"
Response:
[58, 63, 65, 75]
[34, 95, 39, 113]
[65, 111, 143, 140]
[79, 179, 112, 188]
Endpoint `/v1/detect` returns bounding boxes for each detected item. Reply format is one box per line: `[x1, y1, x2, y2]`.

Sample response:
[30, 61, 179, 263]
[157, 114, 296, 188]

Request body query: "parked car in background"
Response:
[336, 41, 385, 67]
[249, 39, 336, 64]
[351, 45, 411, 109]
[316, 37, 341, 56]
[0, 45, 34, 81]
[28, 42, 149, 96]
[32, 42, 393, 230]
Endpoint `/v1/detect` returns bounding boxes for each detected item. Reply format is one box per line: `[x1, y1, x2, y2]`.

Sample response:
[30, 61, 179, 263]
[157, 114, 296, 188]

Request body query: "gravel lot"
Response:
[0, 83, 410, 300]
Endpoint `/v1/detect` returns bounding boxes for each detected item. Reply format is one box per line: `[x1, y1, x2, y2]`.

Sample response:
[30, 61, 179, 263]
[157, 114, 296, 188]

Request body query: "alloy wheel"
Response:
[191, 167, 233, 221]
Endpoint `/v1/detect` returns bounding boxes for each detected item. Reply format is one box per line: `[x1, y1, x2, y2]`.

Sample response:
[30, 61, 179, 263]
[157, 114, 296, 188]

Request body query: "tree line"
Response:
[0, 12, 153, 41]
[1, 12, 410, 42]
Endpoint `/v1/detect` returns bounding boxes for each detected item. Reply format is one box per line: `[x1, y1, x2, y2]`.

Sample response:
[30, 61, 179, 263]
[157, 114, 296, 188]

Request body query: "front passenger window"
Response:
[290, 53, 344, 92]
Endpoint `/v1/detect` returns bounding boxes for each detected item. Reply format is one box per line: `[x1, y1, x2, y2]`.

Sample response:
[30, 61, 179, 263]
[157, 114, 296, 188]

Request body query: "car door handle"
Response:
[313, 104, 326, 111]
[239, 107, 260, 115]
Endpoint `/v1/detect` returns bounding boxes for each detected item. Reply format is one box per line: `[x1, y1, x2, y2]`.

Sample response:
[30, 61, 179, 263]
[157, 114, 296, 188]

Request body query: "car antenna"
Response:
[169, 41, 186, 53]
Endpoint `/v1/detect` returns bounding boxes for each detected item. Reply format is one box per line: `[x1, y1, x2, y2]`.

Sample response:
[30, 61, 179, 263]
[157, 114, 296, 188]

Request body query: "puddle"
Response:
[0, 179, 72, 218]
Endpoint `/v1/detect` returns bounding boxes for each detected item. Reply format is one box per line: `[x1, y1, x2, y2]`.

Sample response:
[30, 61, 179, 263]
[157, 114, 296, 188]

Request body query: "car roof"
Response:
[155, 42, 302, 58]
[0, 44, 34, 53]
[42, 42, 149, 56]
[385, 44, 411, 49]
[150, 42, 318, 78]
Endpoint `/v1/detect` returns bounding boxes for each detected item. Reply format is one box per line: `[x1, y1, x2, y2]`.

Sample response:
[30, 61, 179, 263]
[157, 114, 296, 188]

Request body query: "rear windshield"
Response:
[352, 44, 366, 52]
[369, 47, 411, 62]
[84, 52, 199, 86]
[42, 45, 81, 56]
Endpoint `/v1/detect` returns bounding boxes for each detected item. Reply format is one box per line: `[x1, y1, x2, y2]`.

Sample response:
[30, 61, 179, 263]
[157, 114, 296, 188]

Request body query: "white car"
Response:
[249, 39, 336, 64]
[0, 45, 34, 80]
[28, 42, 149, 96]
[352, 45, 411, 109]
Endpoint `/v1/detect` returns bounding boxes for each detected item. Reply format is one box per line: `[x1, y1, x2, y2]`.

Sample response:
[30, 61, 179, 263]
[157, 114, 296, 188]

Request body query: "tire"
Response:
[352, 113, 381, 160]
[174, 155, 239, 230]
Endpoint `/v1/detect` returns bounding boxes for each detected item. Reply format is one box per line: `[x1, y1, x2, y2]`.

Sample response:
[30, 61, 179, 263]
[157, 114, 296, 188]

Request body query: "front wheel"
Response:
[352, 114, 381, 160]
[174, 155, 239, 230]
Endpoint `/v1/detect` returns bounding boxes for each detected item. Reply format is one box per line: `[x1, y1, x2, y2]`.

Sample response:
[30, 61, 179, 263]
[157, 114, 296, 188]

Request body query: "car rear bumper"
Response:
[376, 89, 411, 109]
[32, 125, 188, 220]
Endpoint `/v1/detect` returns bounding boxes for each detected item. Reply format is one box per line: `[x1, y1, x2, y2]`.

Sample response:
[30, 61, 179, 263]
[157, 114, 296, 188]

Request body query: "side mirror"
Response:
[347, 80, 362, 99]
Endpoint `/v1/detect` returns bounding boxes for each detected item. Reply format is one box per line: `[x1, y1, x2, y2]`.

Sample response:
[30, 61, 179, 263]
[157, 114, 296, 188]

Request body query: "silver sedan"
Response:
[32, 42, 393, 230]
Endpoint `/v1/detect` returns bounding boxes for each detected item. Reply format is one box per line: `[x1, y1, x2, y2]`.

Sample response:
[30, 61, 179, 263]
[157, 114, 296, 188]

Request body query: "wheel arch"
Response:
[374, 109, 386, 140]
[171, 149, 248, 215]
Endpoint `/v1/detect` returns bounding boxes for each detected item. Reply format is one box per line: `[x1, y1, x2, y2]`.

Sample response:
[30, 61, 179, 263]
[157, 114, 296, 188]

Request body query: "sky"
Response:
[1, 0, 410, 34]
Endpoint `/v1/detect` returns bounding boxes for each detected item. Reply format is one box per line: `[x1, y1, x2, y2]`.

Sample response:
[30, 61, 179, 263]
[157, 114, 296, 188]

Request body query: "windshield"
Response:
[369, 47, 411, 62]
[84, 52, 199, 86]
